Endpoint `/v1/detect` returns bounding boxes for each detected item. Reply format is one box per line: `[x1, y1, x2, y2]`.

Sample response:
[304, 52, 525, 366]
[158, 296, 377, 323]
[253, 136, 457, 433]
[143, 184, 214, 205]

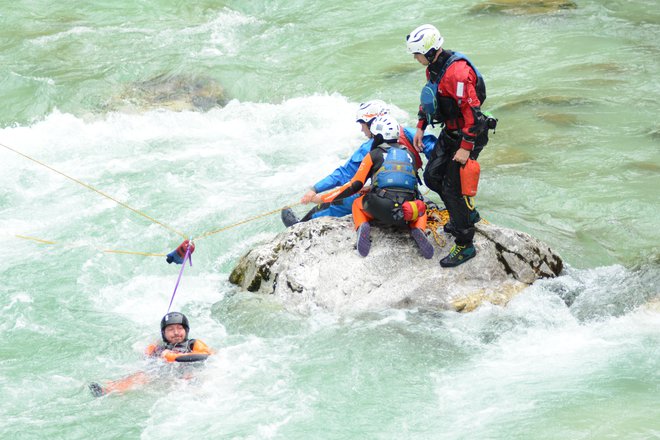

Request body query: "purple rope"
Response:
[166, 244, 193, 313]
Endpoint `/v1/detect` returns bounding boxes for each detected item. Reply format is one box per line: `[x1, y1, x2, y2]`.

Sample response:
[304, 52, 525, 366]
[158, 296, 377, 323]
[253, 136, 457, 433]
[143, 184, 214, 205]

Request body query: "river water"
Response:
[0, 1, 658, 439]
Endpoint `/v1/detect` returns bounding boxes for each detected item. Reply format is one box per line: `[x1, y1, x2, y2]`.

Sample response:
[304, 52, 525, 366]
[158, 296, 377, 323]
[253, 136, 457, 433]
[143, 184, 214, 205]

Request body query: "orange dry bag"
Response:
[460, 159, 480, 197]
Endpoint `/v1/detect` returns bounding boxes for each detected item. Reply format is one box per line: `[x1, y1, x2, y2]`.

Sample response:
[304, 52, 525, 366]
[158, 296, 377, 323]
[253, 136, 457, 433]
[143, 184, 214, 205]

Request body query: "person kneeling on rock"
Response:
[281, 100, 437, 228]
[310, 115, 434, 258]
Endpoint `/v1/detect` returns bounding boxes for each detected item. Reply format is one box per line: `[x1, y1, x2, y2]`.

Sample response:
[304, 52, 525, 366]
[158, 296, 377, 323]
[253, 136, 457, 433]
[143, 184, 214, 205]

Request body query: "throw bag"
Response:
[460, 159, 480, 197]
[402, 200, 426, 222]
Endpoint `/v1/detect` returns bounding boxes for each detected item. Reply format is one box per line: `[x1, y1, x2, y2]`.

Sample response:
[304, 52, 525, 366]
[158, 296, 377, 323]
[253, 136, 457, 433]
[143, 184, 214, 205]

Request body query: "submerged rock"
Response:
[106, 74, 228, 112]
[494, 94, 593, 113]
[646, 297, 660, 312]
[470, 0, 577, 15]
[229, 216, 563, 314]
[536, 111, 580, 126]
[648, 127, 660, 141]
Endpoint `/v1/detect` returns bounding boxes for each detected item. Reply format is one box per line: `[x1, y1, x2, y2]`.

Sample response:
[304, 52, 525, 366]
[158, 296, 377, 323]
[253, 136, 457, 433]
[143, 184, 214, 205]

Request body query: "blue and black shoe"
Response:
[281, 207, 300, 227]
[440, 244, 476, 267]
[356, 222, 371, 257]
[89, 382, 106, 398]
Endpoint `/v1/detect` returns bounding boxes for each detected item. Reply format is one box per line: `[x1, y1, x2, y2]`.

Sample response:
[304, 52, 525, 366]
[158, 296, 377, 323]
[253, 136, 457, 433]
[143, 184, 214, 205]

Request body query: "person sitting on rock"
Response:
[281, 100, 437, 227]
[310, 115, 434, 258]
[89, 311, 212, 397]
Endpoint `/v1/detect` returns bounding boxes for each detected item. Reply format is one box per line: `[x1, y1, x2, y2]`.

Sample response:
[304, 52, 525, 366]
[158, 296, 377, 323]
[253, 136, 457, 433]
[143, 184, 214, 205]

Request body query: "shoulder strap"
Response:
[429, 50, 486, 104]
[428, 50, 454, 82]
[398, 128, 422, 169]
[431, 50, 483, 84]
[437, 52, 460, 82]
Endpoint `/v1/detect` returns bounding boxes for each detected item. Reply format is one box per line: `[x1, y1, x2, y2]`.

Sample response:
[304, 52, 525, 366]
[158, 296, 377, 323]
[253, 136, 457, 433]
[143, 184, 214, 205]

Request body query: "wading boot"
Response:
[440, 243, 476, 267]
[89, 382, 106, 398]
[280, 207, 300, 227]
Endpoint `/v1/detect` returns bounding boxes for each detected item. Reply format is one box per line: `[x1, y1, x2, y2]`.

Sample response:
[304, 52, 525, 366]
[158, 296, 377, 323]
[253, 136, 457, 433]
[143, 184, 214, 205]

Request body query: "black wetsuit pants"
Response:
[423, 130, 484, 246]
[363, 189, 415, 227]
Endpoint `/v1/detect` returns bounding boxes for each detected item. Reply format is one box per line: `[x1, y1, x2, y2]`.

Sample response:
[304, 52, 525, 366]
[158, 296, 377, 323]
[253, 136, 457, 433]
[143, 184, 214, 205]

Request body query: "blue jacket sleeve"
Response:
[313, 139, 373, 193]
[402, 127, 437, 161]
[421, 134, 437, 160]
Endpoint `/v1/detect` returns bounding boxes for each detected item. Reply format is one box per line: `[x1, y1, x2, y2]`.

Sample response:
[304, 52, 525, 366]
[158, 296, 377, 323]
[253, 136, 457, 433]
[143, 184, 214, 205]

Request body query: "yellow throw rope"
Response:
[195, 202, 303, 240]
[102, 249, 167, 257]
[425, 208, 450, 248]
[1, 142, 187, 239]
[15, 235, 57, 245]
[5, 141, 475, 258]
[15, 234, 167, 257]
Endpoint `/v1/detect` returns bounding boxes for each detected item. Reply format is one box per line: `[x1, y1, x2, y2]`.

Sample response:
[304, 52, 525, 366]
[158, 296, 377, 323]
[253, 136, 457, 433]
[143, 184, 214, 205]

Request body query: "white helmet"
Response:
[406, 24, 444, 56]
[370, 115, 400, 141]
[355, 100, 390, 124]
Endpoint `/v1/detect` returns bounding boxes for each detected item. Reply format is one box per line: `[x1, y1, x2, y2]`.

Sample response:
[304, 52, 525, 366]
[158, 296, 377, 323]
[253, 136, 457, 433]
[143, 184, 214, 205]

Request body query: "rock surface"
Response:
[470, 0, 577, 15]
[106, 74, 228, 112]
[229, 216, 563, 314]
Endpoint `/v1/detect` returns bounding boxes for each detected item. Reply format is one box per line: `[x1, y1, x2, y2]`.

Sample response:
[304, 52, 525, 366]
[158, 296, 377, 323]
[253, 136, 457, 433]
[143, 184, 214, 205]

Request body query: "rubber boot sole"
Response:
[356, 223, 371, 257]
[410, 228, 434, 259]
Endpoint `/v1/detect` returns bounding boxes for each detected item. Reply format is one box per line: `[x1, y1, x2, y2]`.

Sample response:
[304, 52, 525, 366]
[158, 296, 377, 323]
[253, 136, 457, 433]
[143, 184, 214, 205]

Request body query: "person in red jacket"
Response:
[406, 23, 493, 267]
[89, 312, 212, 397]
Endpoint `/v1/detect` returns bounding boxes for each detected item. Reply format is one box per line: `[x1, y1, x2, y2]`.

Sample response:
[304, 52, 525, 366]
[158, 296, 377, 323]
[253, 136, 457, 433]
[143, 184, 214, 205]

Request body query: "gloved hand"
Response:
[166, 240, 195, 264]
[161, 350, 179, 362]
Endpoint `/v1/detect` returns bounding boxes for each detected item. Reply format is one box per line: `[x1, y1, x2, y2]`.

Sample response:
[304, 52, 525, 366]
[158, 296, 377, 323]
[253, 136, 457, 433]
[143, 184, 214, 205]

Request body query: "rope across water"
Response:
[3, 141, 474, 257]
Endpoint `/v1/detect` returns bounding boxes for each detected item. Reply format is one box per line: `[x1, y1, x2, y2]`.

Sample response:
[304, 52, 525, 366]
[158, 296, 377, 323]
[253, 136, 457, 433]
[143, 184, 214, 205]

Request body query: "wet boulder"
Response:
[229, 216, 563, 314]
[106, 74, 228, 112]
[470, 0, 577, 15]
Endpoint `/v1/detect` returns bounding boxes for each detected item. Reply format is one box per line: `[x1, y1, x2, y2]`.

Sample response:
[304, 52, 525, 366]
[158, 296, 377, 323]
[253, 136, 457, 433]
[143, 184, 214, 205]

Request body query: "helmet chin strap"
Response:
[425, 48, 438, 63]
[371, 134, 384, 149]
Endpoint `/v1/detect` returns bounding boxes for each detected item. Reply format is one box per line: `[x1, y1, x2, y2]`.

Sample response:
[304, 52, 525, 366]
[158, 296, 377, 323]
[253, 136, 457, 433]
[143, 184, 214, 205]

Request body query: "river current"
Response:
[0, 1, 658, 439]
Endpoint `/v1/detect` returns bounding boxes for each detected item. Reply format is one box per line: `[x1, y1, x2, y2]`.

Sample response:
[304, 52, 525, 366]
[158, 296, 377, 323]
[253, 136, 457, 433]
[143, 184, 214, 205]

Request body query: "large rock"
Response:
[106, 74, 228, 112]
[470, 0, 577, 15]
[229, 216, 563, 314]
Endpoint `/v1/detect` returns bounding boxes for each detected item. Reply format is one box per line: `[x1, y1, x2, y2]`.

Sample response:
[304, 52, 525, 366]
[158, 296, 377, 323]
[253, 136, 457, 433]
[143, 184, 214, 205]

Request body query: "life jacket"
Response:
[373, 144, 417, 192]
[145, 338, 210, 361]
[420, 50, 487, 126]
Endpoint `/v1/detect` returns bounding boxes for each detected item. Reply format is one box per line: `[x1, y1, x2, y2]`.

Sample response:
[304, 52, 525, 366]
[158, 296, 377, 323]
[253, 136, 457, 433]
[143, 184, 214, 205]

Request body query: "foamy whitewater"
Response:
[0, 1, 658, 439]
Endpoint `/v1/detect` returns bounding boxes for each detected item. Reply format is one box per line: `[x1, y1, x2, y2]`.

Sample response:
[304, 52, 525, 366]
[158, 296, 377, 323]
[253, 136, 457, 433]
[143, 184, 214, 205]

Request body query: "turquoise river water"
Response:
[0, 1, 658, 439]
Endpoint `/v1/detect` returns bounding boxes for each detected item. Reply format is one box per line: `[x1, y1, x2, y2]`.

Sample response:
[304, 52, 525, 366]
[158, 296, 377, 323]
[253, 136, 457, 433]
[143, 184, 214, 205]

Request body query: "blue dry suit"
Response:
[309, 127, 437, 219]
